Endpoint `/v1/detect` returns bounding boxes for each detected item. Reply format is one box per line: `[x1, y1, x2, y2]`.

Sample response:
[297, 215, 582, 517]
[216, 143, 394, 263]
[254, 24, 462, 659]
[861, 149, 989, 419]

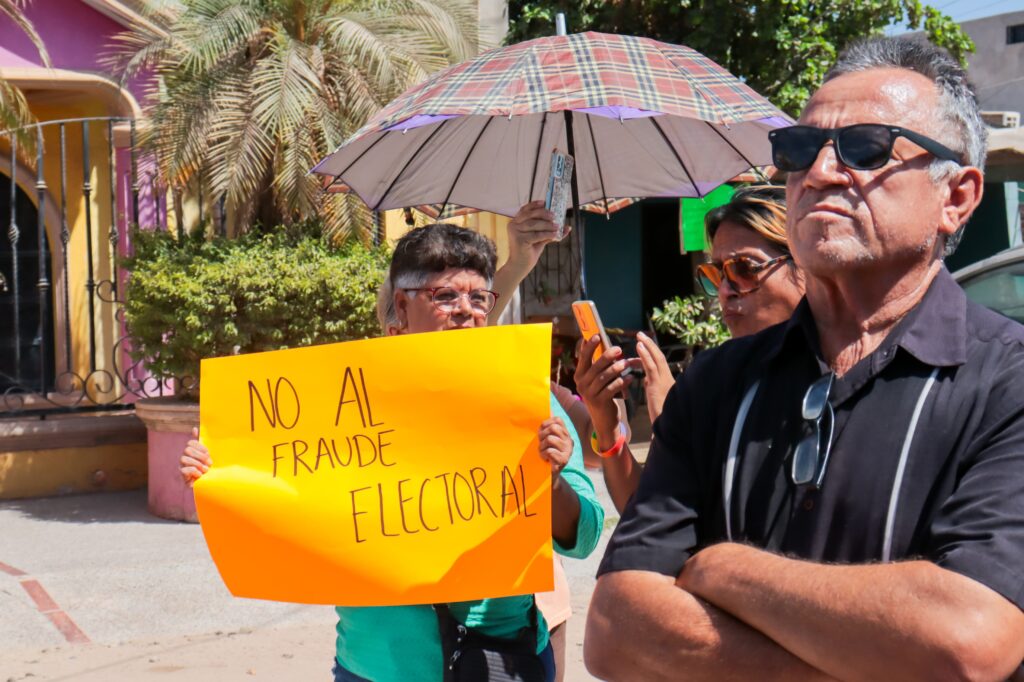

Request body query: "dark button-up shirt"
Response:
[599, 268, 1024, 611]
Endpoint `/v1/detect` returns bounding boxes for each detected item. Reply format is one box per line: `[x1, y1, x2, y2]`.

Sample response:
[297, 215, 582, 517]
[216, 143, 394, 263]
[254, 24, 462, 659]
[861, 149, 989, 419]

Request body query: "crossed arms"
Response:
[586, 545, 1024, 682]
[578, 342, 1024, 682]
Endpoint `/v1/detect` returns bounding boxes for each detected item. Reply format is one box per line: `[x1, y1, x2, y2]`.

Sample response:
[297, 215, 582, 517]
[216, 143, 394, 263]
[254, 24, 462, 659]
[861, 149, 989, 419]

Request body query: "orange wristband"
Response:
[591, 421, 627, 459]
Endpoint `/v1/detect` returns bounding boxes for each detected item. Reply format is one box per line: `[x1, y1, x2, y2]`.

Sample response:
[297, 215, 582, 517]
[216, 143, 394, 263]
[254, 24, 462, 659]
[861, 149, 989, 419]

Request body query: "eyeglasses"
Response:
[791, 372, 835, 489]
[695, 255, 792, 297]
[769, 124, 963, 172]
[403, 287, 499, 315]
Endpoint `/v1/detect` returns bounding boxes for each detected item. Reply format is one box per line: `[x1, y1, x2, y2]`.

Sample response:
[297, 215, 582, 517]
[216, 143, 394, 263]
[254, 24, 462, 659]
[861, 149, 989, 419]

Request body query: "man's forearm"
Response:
[679, 543, 1024, 682]
[585, 570, 836, 682]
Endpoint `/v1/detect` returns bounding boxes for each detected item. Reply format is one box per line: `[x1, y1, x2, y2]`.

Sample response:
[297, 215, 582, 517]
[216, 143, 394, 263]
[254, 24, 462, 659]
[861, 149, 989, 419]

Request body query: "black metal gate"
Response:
[0, 116, 177, 416]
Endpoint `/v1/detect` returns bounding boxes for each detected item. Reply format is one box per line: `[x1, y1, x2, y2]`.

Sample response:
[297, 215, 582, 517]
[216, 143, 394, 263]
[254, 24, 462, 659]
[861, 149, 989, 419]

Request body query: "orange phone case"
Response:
[572, 300, 613, 363]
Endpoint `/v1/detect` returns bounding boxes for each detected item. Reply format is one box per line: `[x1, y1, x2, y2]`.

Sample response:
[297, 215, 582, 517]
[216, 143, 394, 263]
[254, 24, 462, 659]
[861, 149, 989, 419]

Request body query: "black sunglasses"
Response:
[791, 372, 835, 489]
[769, 124, 963, 172]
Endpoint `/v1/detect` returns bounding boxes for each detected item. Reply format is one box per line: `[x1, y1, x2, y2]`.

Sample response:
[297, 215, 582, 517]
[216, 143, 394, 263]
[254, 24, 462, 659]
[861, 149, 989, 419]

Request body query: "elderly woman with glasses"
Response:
[182, 221, 603, 682]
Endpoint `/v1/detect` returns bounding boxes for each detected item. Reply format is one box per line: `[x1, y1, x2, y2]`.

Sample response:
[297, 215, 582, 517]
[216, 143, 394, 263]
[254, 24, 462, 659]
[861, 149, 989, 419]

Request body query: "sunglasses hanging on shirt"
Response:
[791, 372, 835, 489]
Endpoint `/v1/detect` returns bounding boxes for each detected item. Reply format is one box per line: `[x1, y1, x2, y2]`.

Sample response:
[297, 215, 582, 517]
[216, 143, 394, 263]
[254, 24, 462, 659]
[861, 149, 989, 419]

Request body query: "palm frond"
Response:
[143, 60, 245, 188]
[320, 191, 372, 245]
[0, 0, 51, 66]
[103, 29, 174, 85]
[319, 11, 411, 92]
[109, 0, 476, 241]
[273, 117, 321, 221]
[381, 0, 478, 63]
[250, 36, 322, 138]
[174, 0, 263, 75]
[0, 78, 37, 156]
[204, 73, 276, 219]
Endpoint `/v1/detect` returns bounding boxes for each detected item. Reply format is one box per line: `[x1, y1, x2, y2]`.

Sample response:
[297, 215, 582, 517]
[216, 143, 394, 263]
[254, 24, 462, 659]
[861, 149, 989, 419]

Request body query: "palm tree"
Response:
[107, 0, 478, 241]
[0, 0, 51, 153]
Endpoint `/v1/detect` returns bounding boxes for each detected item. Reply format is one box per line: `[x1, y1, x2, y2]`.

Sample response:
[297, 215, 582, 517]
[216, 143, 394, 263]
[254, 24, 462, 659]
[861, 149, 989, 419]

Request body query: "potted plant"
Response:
[123, 222, 388, 520]
[649, 294, 731, 371]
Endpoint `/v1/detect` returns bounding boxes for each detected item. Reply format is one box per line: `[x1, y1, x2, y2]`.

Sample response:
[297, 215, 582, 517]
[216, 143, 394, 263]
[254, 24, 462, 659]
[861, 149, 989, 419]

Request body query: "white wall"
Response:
[963, 10, 1024, 113]
[478, 0, 508, 51]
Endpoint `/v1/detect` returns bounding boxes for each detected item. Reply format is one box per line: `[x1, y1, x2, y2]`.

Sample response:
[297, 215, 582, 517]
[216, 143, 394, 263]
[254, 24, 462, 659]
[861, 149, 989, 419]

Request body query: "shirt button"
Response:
[802, 498, 815, 511]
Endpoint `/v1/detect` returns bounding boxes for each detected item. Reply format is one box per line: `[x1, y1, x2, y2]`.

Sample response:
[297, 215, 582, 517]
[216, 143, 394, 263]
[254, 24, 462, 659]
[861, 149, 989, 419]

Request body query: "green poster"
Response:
[680, 184, 735, 253]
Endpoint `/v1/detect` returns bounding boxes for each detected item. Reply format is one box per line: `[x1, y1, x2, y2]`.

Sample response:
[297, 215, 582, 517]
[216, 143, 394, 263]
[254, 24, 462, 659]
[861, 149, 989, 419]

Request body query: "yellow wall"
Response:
[0, 443, 147, 499]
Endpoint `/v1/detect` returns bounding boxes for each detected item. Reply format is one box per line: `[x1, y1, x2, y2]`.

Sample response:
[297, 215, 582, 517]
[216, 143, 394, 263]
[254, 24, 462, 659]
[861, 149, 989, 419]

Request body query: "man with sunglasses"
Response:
[583, 37, 1024, 682]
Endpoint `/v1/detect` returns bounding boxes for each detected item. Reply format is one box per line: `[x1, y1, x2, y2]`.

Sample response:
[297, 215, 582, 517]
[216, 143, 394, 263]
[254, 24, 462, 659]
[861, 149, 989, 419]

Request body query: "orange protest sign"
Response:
[195, 324, 553, 606]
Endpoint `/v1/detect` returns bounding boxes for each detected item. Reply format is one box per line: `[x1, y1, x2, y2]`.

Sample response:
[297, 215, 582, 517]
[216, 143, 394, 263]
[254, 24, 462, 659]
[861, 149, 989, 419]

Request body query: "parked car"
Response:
[953, 245, 1024, 324]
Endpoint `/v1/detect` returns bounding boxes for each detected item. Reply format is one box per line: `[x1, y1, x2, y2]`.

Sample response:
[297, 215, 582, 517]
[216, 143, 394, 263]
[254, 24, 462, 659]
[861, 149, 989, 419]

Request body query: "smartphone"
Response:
[545, 149, 574, 240]
[572, 300, 615, 365]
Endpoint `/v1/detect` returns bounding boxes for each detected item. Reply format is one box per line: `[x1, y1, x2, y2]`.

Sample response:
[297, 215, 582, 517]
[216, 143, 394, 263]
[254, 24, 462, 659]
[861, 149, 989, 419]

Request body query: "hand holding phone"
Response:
[572, 301, 636, 441]
[572, 300, 614, 364]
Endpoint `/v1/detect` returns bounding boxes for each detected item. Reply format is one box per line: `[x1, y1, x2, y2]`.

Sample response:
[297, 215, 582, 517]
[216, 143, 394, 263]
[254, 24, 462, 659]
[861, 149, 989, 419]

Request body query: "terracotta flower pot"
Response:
[134, 397, 199, 522]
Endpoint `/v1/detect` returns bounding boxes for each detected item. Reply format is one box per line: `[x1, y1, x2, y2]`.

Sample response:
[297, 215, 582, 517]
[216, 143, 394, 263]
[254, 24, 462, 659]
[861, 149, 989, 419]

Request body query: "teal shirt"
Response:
[334, 393, 603, 681]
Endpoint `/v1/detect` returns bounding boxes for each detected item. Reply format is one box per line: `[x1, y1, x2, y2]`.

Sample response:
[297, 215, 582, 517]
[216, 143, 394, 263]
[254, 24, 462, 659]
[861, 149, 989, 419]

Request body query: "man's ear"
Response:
[940, 165, 984, 237]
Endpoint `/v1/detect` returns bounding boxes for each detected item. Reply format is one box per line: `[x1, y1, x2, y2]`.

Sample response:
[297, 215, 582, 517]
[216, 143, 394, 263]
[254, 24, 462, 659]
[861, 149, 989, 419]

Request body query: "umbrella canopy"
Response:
[323, 180, 639, 218]
[311, 31, 792, 218]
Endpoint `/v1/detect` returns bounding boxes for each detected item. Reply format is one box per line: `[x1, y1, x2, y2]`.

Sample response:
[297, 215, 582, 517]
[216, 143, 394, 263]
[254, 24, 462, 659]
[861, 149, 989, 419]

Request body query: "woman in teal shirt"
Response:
[182, 222, 603, 681]
[332, 388, 601, 681]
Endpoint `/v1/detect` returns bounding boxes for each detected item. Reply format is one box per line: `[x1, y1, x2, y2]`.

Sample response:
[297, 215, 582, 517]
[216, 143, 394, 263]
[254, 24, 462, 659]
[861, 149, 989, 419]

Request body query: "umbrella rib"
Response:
[584, 114, 610, 216]
[563, 110, 581, 212]
[372, 119, 450, 212]
[326, 130, 392, 191]
[439, 117, 494, 218]
[649, 117, 701, 197]
[528, 112, 548, 202]
[564, 109, 587, 299]
[703, 121, 764, 178]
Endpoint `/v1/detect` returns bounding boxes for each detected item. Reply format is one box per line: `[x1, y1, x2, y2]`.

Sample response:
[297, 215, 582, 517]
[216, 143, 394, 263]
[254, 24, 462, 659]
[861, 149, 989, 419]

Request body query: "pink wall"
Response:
[0, 0, 148, 101]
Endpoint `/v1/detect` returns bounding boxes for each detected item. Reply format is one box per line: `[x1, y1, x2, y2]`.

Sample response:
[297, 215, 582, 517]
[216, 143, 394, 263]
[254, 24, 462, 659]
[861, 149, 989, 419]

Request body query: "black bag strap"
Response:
[434, 603, 463, 682]
[433, 599, 540, 680]
[434, 601, 538, 642]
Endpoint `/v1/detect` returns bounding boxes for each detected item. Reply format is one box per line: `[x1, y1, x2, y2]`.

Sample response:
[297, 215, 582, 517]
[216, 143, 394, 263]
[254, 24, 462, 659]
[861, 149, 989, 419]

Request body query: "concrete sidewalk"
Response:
[0, 449, 636, 681]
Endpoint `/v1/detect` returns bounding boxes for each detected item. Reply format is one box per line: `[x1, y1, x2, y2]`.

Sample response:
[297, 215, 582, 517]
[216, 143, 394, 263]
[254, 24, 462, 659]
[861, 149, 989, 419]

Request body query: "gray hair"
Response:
[376, 277, 401, 333]
[391, 269, 493, 293]
[825, 37, 986, 255]
[377, 271, 428, 333]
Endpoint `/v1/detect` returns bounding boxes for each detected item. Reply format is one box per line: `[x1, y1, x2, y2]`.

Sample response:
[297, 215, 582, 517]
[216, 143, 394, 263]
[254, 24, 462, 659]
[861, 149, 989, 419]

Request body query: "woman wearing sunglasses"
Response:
[696, 184, 805, 338]
[634, 185, 806, 427]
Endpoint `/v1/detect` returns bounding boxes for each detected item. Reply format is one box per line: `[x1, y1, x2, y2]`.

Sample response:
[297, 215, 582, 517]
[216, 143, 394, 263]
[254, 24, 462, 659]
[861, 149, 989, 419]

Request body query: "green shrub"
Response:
[650, 295, 730, 369]
[123, 223, 390, 399]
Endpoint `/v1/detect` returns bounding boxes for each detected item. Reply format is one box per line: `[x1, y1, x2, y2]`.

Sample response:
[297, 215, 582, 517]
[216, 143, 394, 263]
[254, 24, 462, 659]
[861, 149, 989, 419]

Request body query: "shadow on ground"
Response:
[0, 489, 180, 525]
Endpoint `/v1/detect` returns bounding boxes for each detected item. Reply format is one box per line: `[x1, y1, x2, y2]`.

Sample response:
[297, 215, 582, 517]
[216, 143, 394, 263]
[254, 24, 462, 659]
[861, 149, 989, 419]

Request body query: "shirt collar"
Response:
[886, 266, 967, 367]
[762, 266, 968, 369]
[763, 297, 819, 365]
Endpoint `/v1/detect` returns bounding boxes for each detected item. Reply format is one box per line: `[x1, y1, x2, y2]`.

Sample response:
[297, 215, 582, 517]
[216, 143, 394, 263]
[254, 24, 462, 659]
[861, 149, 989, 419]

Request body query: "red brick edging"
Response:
[0, 560, 90, 644]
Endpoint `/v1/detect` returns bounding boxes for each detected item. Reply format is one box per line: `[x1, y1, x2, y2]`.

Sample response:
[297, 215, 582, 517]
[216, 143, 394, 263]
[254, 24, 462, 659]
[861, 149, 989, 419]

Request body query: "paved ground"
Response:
[0, 445, 645, 681]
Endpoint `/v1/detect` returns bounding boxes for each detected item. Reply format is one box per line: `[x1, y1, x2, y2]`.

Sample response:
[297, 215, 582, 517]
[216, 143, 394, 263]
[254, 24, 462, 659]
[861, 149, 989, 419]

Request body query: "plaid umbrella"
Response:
[311, 31, 791, 219]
